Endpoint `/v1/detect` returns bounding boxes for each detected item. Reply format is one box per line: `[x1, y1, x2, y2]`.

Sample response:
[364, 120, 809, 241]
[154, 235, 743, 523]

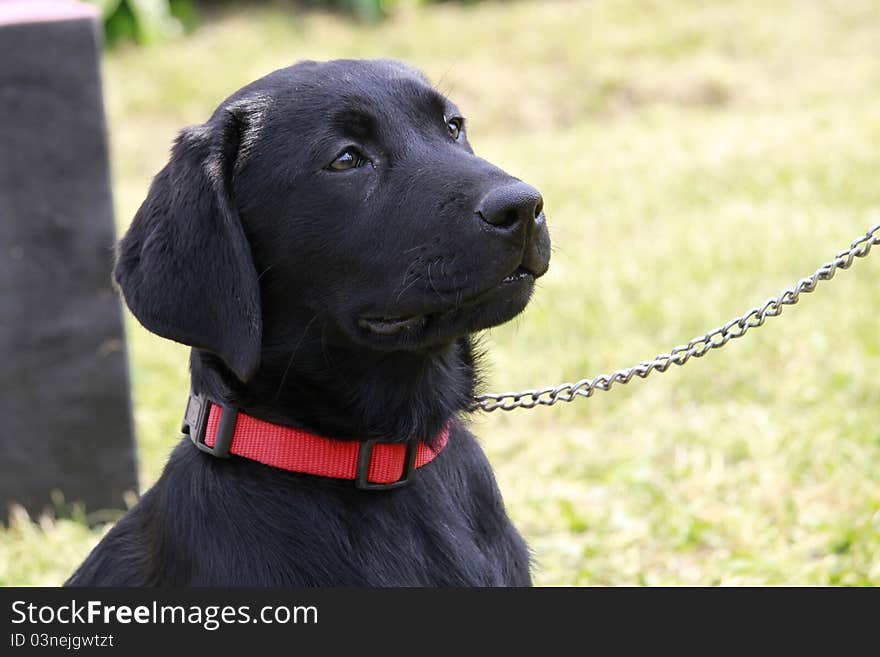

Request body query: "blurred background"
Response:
[2, 0, 879, 585]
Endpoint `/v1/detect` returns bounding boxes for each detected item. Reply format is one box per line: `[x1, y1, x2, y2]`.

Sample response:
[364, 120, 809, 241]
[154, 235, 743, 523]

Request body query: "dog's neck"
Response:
[189, 319, 478, 444]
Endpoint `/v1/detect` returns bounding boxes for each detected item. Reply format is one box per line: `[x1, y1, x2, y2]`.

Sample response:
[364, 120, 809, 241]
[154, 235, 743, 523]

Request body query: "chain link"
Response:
[472, 222, 880, 412]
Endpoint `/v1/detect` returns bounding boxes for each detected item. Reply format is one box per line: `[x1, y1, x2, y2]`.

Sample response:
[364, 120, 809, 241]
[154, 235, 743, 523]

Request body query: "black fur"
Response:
[68, 59, 550, 586]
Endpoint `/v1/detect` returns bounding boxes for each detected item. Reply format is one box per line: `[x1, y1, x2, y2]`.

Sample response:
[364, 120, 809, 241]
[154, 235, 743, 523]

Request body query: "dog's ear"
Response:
[114, 105, 262, 381]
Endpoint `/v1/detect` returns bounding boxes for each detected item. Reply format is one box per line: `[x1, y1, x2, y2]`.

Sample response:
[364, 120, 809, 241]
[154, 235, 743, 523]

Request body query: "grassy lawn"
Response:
[3, 0, 879, 586]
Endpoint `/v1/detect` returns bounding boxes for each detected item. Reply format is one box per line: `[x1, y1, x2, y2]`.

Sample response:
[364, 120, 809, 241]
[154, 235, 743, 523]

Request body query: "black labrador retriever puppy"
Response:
[68, 59, 550, 586]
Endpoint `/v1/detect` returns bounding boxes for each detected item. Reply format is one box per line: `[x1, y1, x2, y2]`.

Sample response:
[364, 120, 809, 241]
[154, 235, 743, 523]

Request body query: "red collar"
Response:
[181, 394, 449, 490]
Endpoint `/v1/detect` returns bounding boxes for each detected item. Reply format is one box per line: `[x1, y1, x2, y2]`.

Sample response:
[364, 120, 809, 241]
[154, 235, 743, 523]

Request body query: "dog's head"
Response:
[115, 59, 551, 382]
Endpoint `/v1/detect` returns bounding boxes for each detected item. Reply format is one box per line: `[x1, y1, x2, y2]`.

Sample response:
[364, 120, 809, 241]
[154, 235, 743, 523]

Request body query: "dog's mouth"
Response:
[357, 265, 536, 337]
[500, 265, 533, 285]
[357, 315, 428, 336]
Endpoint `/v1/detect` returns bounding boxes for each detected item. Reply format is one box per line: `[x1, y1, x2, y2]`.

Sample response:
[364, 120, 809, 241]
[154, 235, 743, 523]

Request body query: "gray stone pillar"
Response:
[0, 0, 138, 521]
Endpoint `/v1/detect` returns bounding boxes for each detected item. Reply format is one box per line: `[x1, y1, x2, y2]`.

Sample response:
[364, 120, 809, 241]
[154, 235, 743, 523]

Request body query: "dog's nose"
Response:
[476, 183, 544, 231]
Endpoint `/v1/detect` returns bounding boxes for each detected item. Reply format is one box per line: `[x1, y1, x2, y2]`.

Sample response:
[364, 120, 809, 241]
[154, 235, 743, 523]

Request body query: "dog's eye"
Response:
[446, 117, 464, 140]
[328, 148, 366, 171]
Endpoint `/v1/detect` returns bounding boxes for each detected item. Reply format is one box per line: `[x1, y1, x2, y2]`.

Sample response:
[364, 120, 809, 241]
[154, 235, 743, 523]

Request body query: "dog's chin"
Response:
[350, 270, 536, 352]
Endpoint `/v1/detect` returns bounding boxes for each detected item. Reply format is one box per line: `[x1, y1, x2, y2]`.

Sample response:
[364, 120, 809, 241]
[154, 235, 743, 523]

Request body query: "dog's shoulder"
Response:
[71, 424, 531, 586]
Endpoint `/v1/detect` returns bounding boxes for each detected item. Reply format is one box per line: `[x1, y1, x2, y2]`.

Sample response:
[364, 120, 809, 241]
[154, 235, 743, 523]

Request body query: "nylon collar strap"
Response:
[181, 393, 449, 491]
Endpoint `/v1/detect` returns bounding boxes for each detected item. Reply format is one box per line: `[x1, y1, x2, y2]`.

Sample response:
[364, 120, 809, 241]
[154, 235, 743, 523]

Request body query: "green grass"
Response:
[3, 0, 879, 586]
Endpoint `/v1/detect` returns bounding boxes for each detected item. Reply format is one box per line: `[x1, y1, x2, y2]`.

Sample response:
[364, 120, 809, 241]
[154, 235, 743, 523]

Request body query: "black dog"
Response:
[68, 59, 550, 586]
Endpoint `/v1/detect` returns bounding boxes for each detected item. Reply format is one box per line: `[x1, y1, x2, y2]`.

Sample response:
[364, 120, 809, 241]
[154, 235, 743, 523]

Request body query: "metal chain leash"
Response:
[472, 222, 880, 412]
